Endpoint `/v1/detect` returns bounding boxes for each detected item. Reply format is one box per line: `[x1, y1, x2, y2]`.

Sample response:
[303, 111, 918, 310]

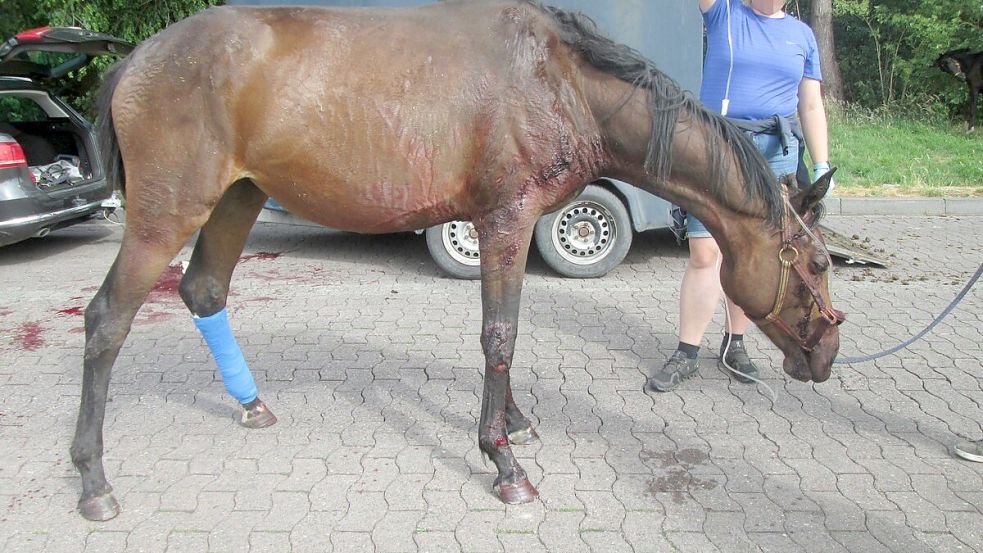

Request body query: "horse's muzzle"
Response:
[783, 327, 839, 383]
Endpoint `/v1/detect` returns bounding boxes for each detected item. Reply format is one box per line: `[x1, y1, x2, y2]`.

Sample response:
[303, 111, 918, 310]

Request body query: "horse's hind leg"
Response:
[72, 227, 199, 521]
[178, 180, 275, 428]
[474, 211, 540, 504]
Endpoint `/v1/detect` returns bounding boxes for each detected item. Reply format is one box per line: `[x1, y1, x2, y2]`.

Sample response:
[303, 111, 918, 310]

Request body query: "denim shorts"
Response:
[687, 132, 798, 239]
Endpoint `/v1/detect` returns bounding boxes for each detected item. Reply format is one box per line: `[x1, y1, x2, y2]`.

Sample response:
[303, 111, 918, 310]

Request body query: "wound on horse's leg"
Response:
[193, 308, 256, 402]
[481, 326, 538, 445]
[478, 322, 539, 504]
[193, 308, 276, 428]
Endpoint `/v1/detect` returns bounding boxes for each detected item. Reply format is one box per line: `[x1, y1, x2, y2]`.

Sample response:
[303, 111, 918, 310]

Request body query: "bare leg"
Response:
[678, 236, 748, 345]
[178, 180, 275, 428]
[474, 211, 539, 504]
[723, 297, 751, 336]
[679, 237, 724, 345]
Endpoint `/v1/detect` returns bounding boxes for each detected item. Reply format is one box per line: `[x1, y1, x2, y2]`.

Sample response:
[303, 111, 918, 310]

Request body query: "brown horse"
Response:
[72, 0, 842, 521]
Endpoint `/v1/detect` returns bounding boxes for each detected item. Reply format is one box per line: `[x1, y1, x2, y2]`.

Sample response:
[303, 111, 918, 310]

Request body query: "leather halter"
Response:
[748, 193, 845, 352]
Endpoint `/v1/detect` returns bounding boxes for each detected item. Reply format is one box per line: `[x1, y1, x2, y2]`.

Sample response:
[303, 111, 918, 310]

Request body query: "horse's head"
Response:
[937, 51, 967, 80]
[726, 170, 843, 383]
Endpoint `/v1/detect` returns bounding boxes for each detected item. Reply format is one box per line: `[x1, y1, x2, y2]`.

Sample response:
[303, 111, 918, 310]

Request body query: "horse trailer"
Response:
[230, 0, 703, 278]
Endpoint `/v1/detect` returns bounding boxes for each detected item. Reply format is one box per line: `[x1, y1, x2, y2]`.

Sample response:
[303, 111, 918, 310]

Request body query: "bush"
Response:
[795, 0, 981, 121]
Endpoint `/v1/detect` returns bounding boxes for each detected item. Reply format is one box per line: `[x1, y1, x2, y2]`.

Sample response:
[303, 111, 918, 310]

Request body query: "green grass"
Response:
[822, 105, 982, 197]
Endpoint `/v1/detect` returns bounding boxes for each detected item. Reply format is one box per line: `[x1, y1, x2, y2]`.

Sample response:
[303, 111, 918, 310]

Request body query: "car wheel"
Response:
[534, 185, 632, 278]
[425, 220, 482, 280]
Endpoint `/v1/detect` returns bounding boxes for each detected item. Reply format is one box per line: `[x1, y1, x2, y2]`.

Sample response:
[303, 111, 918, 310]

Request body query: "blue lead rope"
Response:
[193, 308, 258, 404]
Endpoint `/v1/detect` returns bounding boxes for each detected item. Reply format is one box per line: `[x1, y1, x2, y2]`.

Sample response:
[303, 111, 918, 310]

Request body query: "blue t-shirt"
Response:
[699, 0, 822, 120]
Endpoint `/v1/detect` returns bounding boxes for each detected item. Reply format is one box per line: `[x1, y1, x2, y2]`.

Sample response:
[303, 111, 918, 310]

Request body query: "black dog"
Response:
[937, 49, 983, 131]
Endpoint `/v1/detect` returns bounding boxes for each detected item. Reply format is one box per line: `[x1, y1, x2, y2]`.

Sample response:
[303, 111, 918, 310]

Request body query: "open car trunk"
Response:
[0, 27, 131, 247]
[0, 92, 99, 189]
[0, 117, 95, 190]
[0, 27, 132, 192]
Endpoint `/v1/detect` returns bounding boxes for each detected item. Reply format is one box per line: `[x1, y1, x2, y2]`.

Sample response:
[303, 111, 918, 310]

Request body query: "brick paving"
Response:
[0, 212, 980, 552]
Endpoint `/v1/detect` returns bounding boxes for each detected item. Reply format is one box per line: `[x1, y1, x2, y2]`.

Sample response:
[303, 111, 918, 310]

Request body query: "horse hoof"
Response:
[241, 398, 277, 429]
[494, 479, 540, 504]
[508, 426, 540, 445]
[78, 493, 121, 521]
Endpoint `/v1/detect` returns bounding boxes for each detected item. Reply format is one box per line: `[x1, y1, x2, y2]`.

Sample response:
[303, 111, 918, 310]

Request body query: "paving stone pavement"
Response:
[0, 213, 981, 552]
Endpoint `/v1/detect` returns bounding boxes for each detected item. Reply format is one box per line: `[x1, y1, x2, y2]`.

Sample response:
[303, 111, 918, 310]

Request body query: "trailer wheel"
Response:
[425, 220, 482, 279]
[534, 185, 632, 278]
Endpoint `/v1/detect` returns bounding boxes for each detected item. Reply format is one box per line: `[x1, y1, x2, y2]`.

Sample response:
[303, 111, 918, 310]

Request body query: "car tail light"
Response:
[0, 138, 28, 170]
[14, 27, 52, 42]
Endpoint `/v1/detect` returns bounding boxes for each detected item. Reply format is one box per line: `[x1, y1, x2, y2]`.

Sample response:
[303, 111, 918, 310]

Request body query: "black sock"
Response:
[677, 341, 700, 359]
[723, 333, 743, 344]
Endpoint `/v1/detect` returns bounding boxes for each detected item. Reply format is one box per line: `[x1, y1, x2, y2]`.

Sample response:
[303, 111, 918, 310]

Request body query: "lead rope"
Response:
[792, 201, 983, 365]
[787, 199, 983, 365]
[778, 201, 981, 364]
[834, 259, 983, 364]
[718, 190, 790, 404]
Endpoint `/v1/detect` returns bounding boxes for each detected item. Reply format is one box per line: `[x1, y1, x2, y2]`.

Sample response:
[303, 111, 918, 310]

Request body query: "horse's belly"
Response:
[257, 167, 468, 234]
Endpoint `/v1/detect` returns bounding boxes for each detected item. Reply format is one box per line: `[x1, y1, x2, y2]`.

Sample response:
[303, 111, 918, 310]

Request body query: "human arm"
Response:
[797, 77, 832, 181]
[699, 0, 718, 14]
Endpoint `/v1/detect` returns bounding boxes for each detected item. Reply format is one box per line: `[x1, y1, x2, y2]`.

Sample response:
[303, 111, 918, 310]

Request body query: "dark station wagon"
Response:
[0, 27, 132, 247]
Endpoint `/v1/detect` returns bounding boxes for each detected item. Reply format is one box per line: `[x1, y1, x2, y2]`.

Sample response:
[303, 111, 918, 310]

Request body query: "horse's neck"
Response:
[587, 77, 767, 251]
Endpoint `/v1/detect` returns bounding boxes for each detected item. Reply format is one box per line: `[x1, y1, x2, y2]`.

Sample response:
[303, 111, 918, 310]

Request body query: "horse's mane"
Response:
[528, 1, 784, 226]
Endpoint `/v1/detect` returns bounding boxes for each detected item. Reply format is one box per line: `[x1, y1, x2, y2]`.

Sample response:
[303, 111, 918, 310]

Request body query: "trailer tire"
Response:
[534, 185, 631, 278]
[425, 221, 482, 280]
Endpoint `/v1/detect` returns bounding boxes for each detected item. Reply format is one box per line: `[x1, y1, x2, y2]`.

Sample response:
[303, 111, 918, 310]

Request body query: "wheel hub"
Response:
[551, 202, 617, 265]
[572, 221, 595, 243]
[441, 221, 481, 266]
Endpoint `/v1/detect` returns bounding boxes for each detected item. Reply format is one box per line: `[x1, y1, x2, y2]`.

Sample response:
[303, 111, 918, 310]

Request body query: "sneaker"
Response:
[646, 350, 699, 392]
[719, 338, 759, 384]
[954, 440, 983, 463]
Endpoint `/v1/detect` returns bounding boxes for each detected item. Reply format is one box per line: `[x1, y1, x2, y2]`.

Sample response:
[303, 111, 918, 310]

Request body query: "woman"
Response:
[647, 0, 832, 392]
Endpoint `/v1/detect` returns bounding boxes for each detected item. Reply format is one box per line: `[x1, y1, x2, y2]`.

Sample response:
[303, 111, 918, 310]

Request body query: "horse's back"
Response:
[115, 0, 542, 125]
[111, 1, 598, 232]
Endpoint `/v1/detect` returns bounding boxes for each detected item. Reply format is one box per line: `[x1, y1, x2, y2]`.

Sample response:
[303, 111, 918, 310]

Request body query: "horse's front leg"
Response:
[474, 211, 540, 504]
[179, 180, 276, 428]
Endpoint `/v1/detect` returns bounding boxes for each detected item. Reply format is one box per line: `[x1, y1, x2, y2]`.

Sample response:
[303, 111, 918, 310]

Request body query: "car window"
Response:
[0, 96, 48, 122]
[7, 50, 82, 74]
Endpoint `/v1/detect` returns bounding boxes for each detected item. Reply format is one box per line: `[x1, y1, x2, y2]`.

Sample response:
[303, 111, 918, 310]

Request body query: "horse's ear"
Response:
[791, 168, 835, 216]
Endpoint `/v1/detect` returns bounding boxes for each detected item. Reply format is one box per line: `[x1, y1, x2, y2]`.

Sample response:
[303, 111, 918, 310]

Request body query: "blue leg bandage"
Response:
[193, 308, 258, 404]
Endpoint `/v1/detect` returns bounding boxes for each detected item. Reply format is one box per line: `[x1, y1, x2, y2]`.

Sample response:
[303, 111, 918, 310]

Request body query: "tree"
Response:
[835, 0, 981, 113]
[0, 0, 222, 116]
[0, 0, 52, 42]
[810, 0, 844, 102]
